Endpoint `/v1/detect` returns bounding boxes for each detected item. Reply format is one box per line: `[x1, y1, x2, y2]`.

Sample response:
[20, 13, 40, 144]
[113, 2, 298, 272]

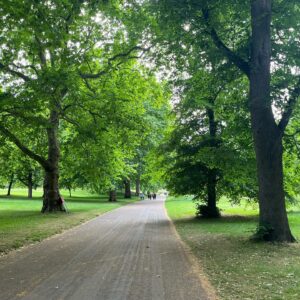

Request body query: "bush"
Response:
[196, 204, 221, 218]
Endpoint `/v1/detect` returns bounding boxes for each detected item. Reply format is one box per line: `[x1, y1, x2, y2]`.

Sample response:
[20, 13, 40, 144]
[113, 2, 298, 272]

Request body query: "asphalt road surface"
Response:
[0, 197, 214, 300]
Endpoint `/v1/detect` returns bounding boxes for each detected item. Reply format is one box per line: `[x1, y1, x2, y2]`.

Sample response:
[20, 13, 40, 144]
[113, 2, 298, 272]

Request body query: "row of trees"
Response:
[1, 0, 300, 243]
[138, 0, 300, 242]
[0, 1, 169, 209]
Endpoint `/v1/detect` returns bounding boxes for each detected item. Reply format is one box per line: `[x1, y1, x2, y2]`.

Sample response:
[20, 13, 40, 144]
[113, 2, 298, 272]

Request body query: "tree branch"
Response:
[202, 8, 250, 78]
[0, 124, 50, 170]
[0, 62, 32, 82]
[61, 115, 81, 127]
[278, 76, 300, 133]
[79, 46, 151, 79]
[10, 62, 39, 76]
[17, 176, 28, 187]
[1, 109, 49, 126]
[35, 36, 47, 67]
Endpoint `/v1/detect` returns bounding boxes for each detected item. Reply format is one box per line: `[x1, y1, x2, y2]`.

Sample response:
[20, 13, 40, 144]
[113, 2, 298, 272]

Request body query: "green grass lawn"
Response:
[166, 196, 300, 300]
[0, 188, 137, 254]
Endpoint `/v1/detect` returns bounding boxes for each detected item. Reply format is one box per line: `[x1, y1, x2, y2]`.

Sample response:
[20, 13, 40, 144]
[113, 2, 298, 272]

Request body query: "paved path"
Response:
[0, 197, 212, 300]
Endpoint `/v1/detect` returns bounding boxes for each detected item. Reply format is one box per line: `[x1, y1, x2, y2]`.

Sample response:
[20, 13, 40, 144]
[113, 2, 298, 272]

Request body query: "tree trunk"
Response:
[68, 187, 72, 198]
[109, 189, 117, 202]
[41, 168, 60, 212]
[124, 179, 131, 198]
[135, 177, 140, 196]
[250, 0, 294, 241]
[206, 168, 220, 217]
[205, 107, 220, 217]
[27, 171, 33, 199]
[41, 109, 64, 213]
[7, 173, 14, 196]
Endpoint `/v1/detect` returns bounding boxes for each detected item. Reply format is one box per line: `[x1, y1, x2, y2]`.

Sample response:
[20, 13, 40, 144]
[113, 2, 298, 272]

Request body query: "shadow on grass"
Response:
[173, 214, 259, 225]
[0, 195, 42, 201]
[64, 197, 109, 204]
[288, 210, 300, 215]
[0, 195, 138, 211]
[0, 194, 105, 202]
[65, 196, 138, 204]
[0, 193, 135, 203]
[171, 215, 259, 238]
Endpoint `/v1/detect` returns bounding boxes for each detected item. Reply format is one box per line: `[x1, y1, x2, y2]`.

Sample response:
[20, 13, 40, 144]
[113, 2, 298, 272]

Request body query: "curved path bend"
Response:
[0, 197, 213, 300]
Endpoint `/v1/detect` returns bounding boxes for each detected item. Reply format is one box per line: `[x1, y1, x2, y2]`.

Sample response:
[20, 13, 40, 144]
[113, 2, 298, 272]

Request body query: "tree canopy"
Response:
[1, 0, 300, 242]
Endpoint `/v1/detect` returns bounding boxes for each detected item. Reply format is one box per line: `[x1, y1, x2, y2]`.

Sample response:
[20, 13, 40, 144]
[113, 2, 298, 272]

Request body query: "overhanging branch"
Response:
[202, 8, 250, 78]
[79, 45, 151, 79]
[2, 109, 49, 126]
[278, 76, 300, 133]
[0, 123, 50, 170]
[0, 62, 32, 82]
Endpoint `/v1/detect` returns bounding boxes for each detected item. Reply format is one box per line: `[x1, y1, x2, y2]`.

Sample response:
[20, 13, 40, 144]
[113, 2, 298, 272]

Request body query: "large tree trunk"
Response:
[250, 0, 294, 241]
[42, 168, 60, 212]
[124, 179, 131, 199]
[7, 173, 14, 196]
[206, 168, 220, 218]
[135, 177, 140, 196]
[41, 109, 64, 213]
[0, 105, 65, 212]
[204, 107, 220, 218]
[27, 171, 33, 199]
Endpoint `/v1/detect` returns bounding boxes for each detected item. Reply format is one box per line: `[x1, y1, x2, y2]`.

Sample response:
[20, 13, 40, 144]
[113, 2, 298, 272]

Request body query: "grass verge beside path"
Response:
[0, 189, 137, 254]
[166, 196, 300, 300]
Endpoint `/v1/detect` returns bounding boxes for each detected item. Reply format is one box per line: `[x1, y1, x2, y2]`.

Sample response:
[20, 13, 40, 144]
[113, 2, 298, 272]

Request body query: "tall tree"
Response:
[0, 0, 149, 212]
[162, 69, 256, 217]
[147, 0, 300, 241]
